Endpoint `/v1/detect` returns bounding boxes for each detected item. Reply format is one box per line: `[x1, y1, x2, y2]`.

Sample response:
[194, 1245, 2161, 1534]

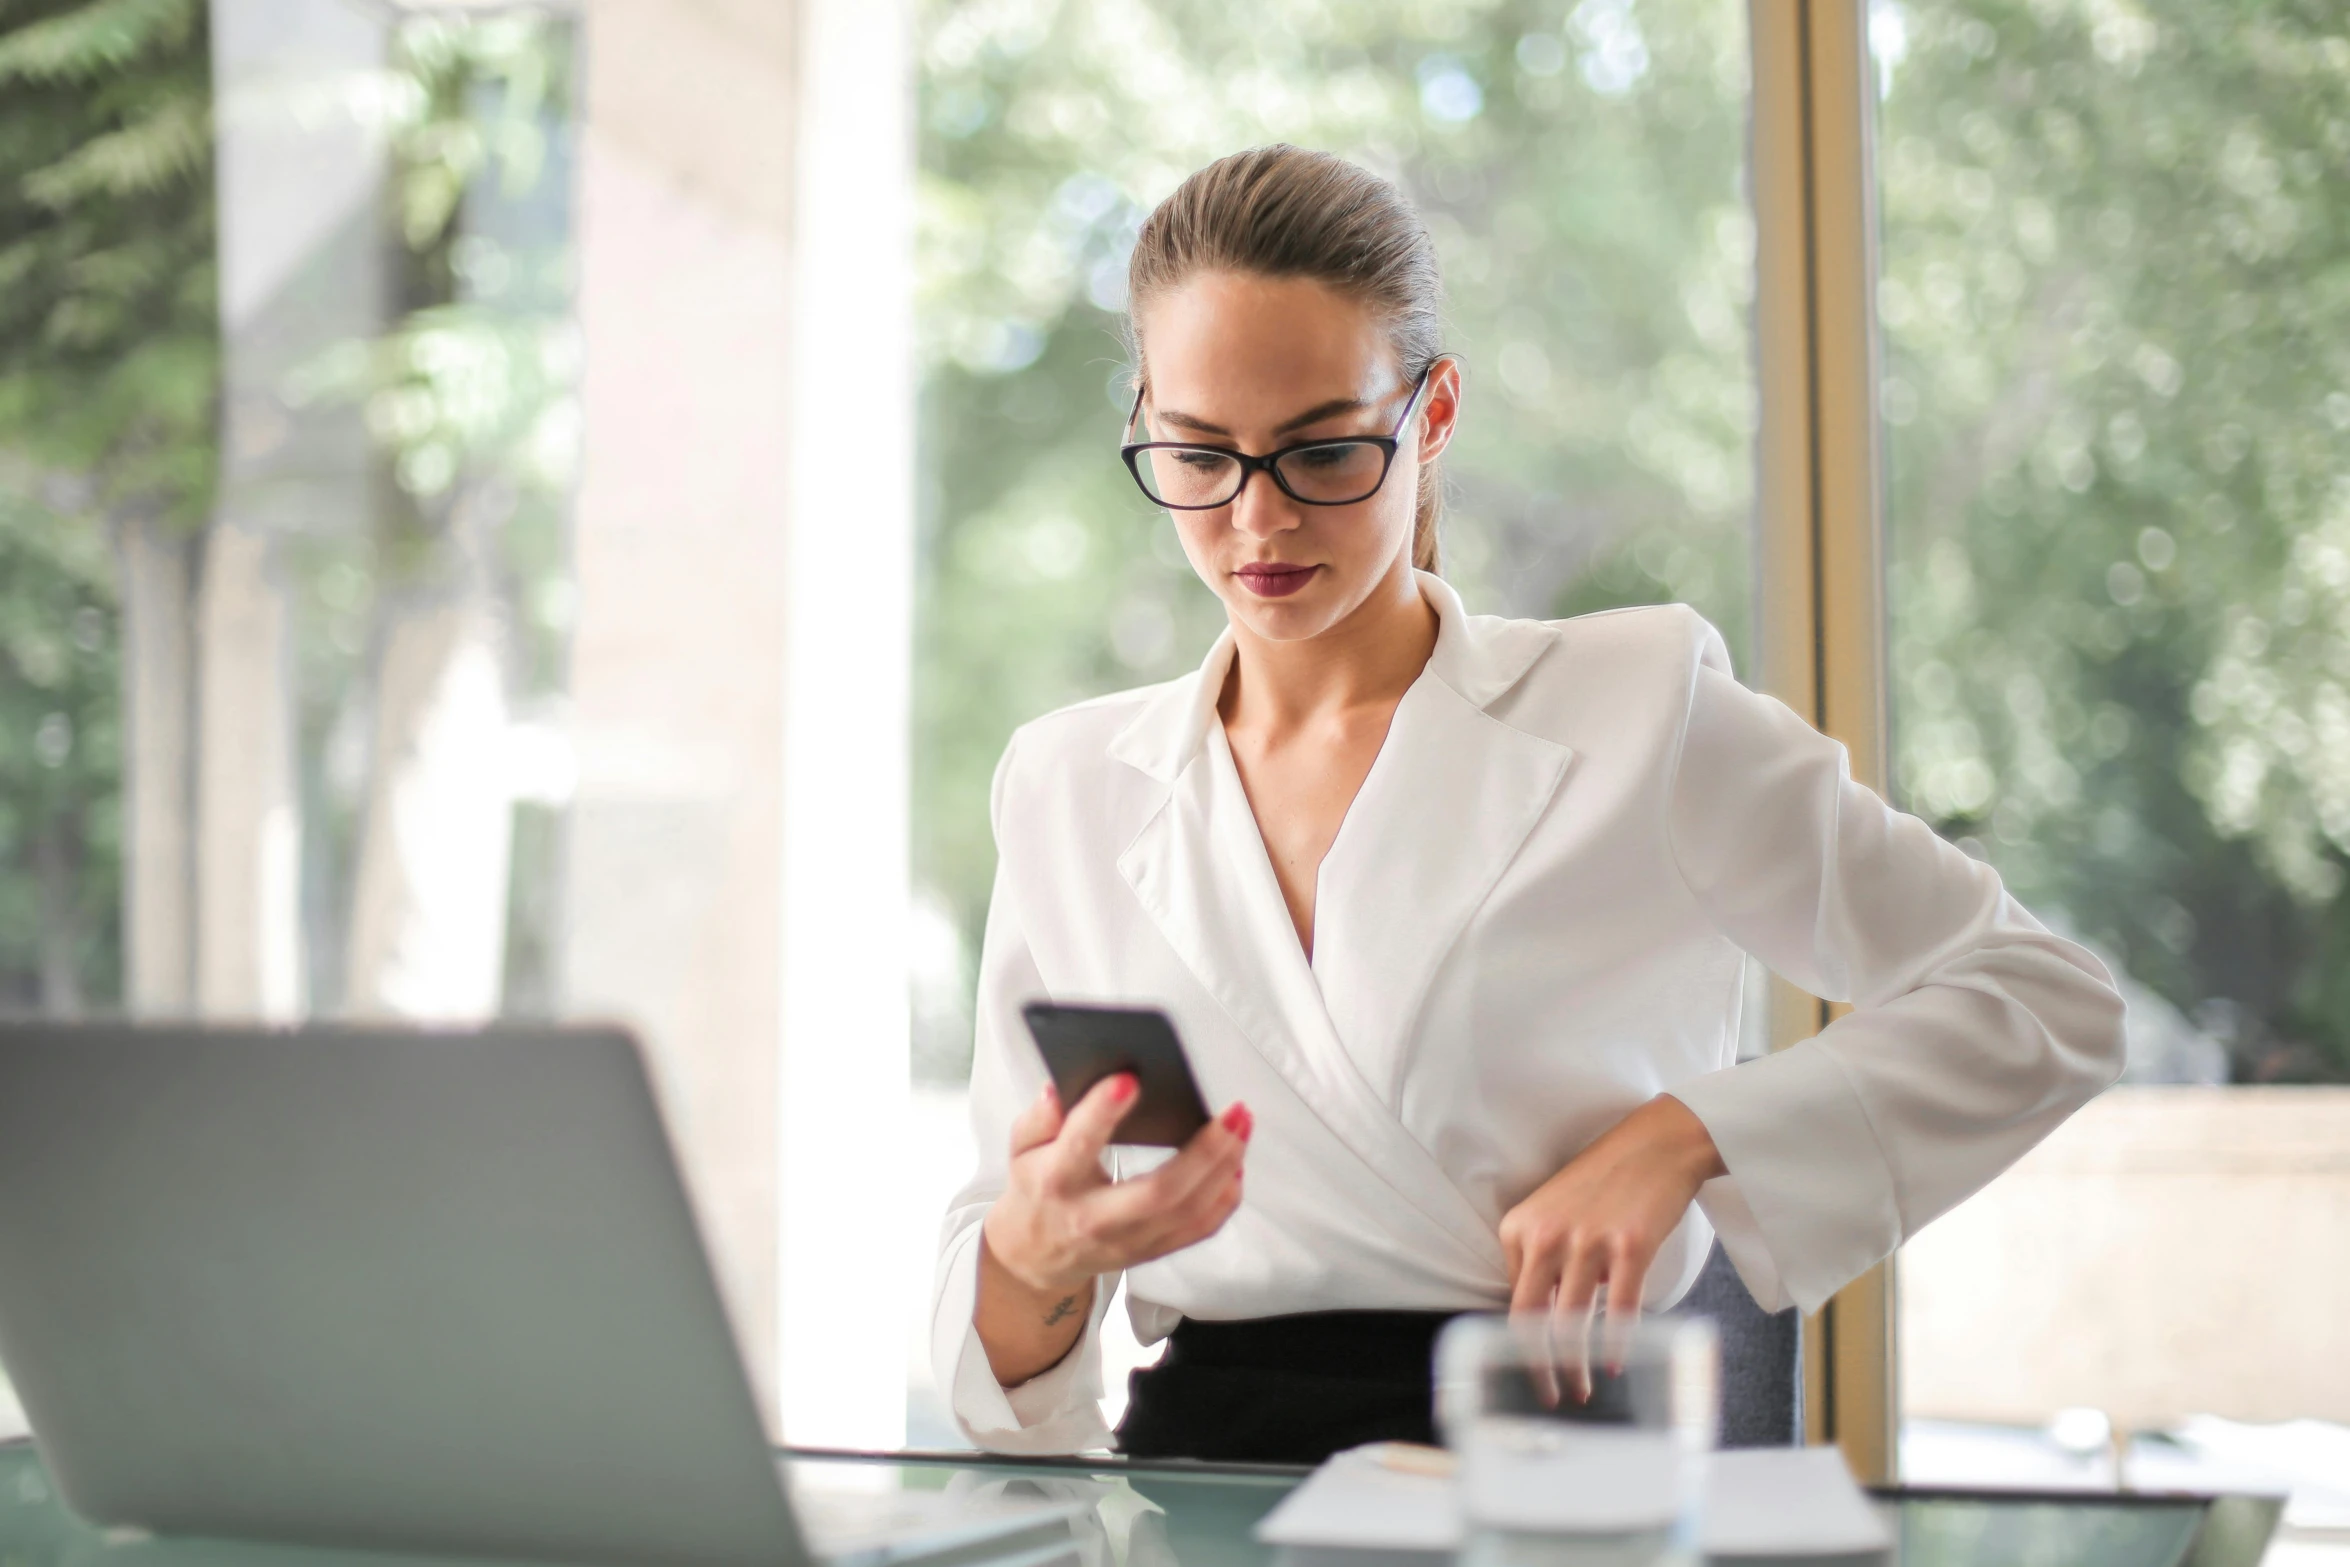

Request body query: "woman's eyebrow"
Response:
[1153, 395, 1373, 439]
[1275, 396, 1372, 435]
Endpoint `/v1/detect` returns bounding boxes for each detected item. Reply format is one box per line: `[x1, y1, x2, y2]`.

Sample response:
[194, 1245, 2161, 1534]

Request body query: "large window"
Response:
[0, 0, 579, 1430]
[1877, 0, 2350, 1489]
[909, 0, 1758, 1441]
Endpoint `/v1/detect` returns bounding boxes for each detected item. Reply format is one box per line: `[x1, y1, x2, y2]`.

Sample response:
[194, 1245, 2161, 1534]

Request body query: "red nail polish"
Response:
[1108, 1074, 1138, 1104]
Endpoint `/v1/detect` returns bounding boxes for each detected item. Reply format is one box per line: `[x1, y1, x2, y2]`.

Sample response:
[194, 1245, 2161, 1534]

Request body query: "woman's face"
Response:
[1132, 271, 1461, 645]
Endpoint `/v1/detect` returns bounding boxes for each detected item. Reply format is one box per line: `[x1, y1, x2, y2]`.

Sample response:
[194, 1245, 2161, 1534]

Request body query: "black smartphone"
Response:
[1020, 1001, 1214, 1147]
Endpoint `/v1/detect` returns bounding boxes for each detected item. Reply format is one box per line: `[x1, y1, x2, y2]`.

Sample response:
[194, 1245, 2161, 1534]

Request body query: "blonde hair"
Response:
[1126, 145, 1449, 573]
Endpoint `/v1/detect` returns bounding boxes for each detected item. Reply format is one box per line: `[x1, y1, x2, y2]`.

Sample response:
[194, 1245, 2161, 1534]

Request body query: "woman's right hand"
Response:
[975, 1075, 1251, 1386]
[988, 1074, 1253, 1292]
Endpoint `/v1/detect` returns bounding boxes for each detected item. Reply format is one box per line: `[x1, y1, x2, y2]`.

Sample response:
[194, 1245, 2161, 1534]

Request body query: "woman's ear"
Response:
[1418, 356, 1464, 463]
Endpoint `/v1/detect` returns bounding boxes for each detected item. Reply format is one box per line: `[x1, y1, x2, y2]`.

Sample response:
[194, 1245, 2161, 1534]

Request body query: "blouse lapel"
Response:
[1107, 632, 1323, 1079]
[1113, 711, 1327, 1097]
[1312, 669, 1574, 1103]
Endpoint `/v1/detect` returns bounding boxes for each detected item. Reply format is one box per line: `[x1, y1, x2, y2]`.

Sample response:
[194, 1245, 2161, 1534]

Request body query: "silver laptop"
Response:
[0, 1021, 1078, 1567]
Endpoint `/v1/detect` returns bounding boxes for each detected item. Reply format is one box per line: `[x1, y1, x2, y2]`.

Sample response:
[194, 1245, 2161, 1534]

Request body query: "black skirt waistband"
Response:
[1153, 1309, 1461, 1377]
[1115, 1309, 1466, 1464]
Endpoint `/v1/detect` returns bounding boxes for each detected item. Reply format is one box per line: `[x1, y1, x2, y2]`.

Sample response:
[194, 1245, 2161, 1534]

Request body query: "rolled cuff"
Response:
[1690, 1173, 1791, 1314]
[1668, 1044, 1903, 1316]
[932, 1220, 1116, 1453]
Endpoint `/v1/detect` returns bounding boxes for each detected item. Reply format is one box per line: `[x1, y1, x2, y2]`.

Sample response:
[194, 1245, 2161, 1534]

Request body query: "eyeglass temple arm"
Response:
[1393, 359, 1448, 439]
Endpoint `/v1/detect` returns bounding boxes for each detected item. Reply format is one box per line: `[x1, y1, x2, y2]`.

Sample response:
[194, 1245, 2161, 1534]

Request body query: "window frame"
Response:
[1747, 0, 1897, 1482]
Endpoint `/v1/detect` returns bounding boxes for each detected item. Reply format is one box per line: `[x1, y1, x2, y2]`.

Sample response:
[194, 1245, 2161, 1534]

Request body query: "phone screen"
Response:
[1020, 1002, 1213, 1147]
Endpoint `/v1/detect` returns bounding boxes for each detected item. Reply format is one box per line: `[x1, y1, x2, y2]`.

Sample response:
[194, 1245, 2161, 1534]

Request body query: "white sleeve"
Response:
[927, 741, 1119, 1454]
[1663, 662, 2127, 1314]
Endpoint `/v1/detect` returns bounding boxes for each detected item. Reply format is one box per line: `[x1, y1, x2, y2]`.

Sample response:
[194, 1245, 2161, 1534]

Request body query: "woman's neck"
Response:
[1218, 556, 1439, 732]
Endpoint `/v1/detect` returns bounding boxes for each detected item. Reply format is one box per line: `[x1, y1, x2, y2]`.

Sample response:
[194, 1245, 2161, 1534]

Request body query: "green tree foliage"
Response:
[0, 0, 575, 1013]
[917, 0, 2350, 1087]
[0, 0, 216, 1008]
[268, 9, 578, 1012]
[0, 485, 121, 1009]
[914, 0, 1753, 1072]
[1878, 1, 2350, 1079]
[0, 0, 214, 516]
[277, 10, 578, 689]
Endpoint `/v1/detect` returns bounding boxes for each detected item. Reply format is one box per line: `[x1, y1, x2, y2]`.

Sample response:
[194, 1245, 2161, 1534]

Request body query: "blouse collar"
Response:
[1106, 569, 1557, 785]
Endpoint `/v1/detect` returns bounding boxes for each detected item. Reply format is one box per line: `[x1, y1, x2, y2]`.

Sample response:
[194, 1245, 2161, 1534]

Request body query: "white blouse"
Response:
[930, 572, 2125, 1453]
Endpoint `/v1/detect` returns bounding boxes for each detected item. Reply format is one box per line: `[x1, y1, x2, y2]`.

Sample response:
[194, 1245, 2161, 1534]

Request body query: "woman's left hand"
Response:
[1497, 1094, 1728, 1337]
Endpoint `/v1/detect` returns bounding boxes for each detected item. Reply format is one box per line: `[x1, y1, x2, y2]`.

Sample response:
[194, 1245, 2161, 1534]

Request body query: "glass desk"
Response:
[0, 1438, 2282, 1567]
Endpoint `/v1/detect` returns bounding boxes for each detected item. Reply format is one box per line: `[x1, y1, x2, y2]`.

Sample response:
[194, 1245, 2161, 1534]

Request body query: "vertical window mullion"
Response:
[1747, 0, 1896, 1484]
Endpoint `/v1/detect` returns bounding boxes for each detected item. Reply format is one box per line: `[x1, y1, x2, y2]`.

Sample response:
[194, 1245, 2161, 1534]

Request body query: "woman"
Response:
[930, 145, 2125, 1464]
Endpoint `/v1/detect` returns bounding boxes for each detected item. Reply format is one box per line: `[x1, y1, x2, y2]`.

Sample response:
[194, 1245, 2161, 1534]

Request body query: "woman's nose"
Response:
[1229, 470, 1301, 540]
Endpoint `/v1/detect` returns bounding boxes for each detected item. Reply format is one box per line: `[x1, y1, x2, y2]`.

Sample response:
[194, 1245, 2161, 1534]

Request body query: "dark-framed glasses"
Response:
[1119, 363, 1443, 511]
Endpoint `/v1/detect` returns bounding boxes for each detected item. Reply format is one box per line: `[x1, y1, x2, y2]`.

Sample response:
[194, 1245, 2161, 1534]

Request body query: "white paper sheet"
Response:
[1255, 1445, 1891, 1559]
[1704, 1448, 1891, 1556]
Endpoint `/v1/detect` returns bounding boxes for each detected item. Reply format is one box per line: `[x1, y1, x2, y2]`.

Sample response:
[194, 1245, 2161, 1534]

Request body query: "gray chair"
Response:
[1680, 1242, 1803, 1447]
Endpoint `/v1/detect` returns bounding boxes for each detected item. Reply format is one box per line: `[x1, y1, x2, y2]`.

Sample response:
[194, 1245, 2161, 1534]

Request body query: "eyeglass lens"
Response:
[1136, 441, 1388, 508]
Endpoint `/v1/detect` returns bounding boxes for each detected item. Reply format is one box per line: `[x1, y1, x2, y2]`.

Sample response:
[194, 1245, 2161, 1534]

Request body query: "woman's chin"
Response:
[1223, 585, 1352, 643]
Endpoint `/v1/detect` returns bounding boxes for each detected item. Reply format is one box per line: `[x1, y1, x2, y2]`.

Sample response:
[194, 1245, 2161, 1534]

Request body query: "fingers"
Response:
[1600, 1237, 1649, 1374]
[1556, 1233, 1610, 1320]
[1555, 1235, 1612, 1403]
[1506, 1227, 1564, 1406]
[1008, 1081, 1065, 1158]
[1160, 1143, 1247, 1241]
[1092, 1102, 1250, 1239]
[1154, 1103, 1254, 1203]
[1197, 1101, 1252, 1151]
[1508, 1232, 1556, 1320]
[1009, 1087, 1252, 1286]
[1157, 1106, 1251, 1231]
[1050, 1073, 1138, 1179]
[1131, 1141, 1247, 1260]
[1118, 1107, 1251, 1260]
[1557, 1294, 1596, 1406]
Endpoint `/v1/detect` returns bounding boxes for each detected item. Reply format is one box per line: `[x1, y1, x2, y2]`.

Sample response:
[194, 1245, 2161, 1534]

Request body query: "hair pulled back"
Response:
[1126, 145, 1450, 574]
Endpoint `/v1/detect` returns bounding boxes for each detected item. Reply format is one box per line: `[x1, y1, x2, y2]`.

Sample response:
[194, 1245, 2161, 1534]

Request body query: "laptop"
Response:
[0, 1021, 1080, 1567]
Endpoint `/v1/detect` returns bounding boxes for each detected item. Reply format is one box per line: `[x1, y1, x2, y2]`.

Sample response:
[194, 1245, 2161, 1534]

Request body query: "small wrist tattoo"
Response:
[1042, 1293, 1079, 1327]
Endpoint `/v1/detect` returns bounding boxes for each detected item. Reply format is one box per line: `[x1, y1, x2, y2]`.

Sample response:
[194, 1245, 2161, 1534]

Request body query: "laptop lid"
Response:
[0, 1021, 807, 1567]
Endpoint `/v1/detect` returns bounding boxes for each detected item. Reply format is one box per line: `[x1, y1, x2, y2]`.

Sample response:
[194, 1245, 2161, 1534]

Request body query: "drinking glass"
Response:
[1436, 1312, 1719, 1567]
